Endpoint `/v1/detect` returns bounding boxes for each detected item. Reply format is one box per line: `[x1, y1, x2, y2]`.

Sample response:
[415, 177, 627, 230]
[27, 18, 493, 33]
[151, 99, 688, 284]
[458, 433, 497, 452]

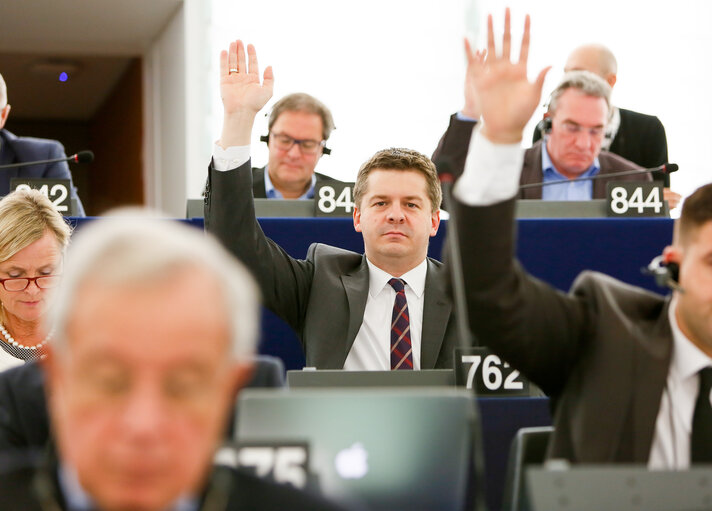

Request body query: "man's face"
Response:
[266, 110, 324, 197]
[353, 169, 440, 276]
[46, 269, 250, 511]
[546, 88, 608, 179]
[674, 222, 712, 356]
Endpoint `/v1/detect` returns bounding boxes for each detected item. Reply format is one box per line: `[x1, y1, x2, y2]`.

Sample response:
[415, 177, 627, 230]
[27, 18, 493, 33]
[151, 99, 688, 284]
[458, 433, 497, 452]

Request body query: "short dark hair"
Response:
[676, 183, 712, 245]
[268, 93, 335, 140]
[353, 148, 441, 212]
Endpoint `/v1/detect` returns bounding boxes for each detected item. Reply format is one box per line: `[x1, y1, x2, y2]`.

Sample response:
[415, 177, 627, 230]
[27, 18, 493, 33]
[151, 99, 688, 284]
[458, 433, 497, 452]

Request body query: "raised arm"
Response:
[218, 40, 274, 148]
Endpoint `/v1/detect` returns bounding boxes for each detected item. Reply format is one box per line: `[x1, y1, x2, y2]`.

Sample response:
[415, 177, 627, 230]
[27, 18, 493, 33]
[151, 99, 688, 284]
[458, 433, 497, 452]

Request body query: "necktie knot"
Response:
[388, 278, 405, 293]
[700, 367, 712, 394]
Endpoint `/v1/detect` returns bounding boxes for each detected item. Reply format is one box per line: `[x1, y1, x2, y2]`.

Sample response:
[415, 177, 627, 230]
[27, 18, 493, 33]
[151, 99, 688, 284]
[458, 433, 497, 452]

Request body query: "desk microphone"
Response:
[0, 150, 94, 170]
[519, 162, 678, 190]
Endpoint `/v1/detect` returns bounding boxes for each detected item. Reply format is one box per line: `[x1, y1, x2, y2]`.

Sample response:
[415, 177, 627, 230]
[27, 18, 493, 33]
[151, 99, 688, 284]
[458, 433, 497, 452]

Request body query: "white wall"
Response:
[144, 4, 187, 216]
[206, 0, 711, 204]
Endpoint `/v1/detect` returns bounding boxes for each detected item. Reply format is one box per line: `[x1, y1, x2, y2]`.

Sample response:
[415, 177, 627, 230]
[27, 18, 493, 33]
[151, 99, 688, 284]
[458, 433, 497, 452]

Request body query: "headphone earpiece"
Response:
[542, 117, 552, 133]
[260, 134, 269, 144]
[644, 255, 683, 292]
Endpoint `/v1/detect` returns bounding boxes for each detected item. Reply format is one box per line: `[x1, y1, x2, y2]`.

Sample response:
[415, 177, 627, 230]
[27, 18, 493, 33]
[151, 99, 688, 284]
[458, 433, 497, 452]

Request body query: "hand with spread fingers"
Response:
[471, 9, 550, 144]
[219, 40, 274, 148]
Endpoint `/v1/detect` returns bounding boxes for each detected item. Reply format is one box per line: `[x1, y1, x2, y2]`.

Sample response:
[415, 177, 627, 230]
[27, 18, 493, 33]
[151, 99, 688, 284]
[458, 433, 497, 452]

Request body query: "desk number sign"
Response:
[455, 346, 530, 396]
[606, 182, 666, 217]
[315, 182, 356, 217]
[11, 178, 72, 215]
[215, 442, 310, 489]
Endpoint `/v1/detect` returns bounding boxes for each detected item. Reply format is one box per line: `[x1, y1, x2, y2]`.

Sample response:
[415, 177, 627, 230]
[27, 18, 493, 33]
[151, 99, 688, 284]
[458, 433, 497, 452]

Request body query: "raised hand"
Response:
[219, 40, 274, 147]
[462, 40, 485, 119]
[468, 9, 550, 143]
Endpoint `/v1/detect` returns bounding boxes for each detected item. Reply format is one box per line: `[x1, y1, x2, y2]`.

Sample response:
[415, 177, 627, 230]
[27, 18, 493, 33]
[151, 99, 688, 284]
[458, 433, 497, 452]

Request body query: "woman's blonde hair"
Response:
[0, 189, 72, 323]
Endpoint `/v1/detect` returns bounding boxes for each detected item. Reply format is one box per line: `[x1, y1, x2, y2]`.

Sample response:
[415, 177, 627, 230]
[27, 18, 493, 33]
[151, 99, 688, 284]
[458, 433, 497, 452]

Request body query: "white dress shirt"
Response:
[648, 297, 712, 469]
[343, 258, 427, 371]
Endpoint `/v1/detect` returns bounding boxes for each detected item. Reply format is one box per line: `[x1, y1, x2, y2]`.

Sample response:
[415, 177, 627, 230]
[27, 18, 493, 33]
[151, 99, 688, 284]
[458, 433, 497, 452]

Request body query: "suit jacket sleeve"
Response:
[431, 113, 477, 180]
[453, 197, 592, 395]
[204, 160, 314, 338]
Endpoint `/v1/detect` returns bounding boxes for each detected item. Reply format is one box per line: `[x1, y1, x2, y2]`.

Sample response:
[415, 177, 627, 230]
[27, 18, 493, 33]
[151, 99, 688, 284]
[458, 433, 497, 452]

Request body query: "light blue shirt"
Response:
[541, 141, 600, 201]
[264, 166, 317, 199]
[59, 464, 198, 511]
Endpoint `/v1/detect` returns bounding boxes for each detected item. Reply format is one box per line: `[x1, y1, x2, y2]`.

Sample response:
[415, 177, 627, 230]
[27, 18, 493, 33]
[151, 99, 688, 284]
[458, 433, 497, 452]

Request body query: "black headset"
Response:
[542, 116, 552, 133]
[644, 255, 682, 292]
[260, 134, 331, 155]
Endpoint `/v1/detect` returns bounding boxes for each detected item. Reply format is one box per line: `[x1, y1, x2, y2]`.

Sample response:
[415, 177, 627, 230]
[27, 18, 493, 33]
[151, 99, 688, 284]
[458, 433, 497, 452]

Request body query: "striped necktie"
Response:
[388, 278, 413, 370]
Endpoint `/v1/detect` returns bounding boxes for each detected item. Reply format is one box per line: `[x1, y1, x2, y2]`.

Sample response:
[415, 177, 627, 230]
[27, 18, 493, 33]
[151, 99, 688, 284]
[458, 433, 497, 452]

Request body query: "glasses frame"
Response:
[269, 131, 327, 155]
[0, 275, 61, 292]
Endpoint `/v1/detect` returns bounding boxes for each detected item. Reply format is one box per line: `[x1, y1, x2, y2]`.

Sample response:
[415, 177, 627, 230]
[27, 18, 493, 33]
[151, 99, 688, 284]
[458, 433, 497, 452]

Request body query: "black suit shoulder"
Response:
[0, 362, 48, 451]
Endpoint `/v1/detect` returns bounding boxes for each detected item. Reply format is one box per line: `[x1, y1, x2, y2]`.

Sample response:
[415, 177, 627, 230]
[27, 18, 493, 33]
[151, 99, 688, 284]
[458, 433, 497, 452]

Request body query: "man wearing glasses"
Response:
[250, 92, 339, 199]
[433, 70, 651, 199]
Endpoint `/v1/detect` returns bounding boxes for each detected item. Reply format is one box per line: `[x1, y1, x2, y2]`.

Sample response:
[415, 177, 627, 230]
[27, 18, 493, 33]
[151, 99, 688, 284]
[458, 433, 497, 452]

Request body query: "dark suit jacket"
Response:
[250, 165, 340, 198]
[205, 160, 458, 369]
[454, 196, 672, 463]
[0, 129, 85, 216]
[532, 107, 670, 185]
[433, 114, 651, 199]
[0, 356, 286, 452]
[0, 453, 345, 510]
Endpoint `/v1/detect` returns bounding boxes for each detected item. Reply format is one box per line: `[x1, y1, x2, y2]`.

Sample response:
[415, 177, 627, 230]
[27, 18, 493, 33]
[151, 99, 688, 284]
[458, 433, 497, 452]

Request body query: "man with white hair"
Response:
[0, 212, 343, 510]
[433, 68, 651, 200]
[0, 73, 85, 215]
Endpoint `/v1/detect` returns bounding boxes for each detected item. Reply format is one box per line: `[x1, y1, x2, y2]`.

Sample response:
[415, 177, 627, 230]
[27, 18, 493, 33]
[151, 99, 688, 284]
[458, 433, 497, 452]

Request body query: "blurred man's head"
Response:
[265, 93, 334, 198]
[0, 73, 11, 129]
[353, 148, 441, 277]
[545, 70, 612, 179]
[44, 212, 259, 511]
[664, 184, 712, 358]
[565, 44, 618, 88]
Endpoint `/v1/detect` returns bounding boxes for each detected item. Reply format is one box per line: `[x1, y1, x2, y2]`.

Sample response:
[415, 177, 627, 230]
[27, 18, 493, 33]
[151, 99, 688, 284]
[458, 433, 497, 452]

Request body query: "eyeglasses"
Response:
[270, 132, 326, 154]
[558, 120, 605, 139]
[0, 275, 61, 292]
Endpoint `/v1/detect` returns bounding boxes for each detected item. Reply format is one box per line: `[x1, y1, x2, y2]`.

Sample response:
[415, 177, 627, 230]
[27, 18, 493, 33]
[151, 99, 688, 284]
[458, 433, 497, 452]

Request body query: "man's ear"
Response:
[228, 361, 255, 397]
[353, 204, 362, 233]
[662, 245, 682, 265]
[0, 104, 10, 129]
[605, 74, 617, 88]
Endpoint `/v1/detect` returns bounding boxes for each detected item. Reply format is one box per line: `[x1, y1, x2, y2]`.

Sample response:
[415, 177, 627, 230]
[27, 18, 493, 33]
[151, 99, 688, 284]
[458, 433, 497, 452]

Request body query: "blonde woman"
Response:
[0, 189, 70, 370]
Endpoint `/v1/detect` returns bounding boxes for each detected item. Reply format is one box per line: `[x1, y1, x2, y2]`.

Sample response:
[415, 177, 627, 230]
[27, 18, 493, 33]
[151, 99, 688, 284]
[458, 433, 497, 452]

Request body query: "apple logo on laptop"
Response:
[334, 442, 369, 479]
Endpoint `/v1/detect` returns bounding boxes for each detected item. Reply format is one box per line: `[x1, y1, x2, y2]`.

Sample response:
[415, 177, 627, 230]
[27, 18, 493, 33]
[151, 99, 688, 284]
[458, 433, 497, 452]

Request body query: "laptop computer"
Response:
[233, 388, 480, 511]
[287, 369, 455, 388]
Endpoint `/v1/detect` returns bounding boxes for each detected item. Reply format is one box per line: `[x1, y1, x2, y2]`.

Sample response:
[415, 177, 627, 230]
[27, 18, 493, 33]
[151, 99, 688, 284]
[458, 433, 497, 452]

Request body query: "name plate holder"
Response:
[11, 178, 75, 216]
[455, 346, 538, 397]
[606, 181, 668, 218]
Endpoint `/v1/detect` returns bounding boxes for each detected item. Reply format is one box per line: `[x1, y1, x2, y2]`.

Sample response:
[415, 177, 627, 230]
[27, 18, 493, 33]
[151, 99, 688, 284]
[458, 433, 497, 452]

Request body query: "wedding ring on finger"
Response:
[229, 67, 238, 74]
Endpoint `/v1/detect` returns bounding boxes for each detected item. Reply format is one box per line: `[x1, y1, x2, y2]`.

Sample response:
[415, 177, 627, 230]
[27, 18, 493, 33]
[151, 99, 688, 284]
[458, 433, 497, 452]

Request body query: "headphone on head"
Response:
[542, 116, 552, 134]
[644, 255, 683, 292]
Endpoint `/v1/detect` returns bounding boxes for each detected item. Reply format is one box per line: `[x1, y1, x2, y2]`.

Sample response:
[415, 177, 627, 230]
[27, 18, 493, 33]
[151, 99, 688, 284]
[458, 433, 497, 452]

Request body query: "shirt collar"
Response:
[669, 295, 712, 383]
[366, 257, 428, 299]
[264, 166, 317, 199]
[59, 463, 199, 511]
[541, 139, 601, 179]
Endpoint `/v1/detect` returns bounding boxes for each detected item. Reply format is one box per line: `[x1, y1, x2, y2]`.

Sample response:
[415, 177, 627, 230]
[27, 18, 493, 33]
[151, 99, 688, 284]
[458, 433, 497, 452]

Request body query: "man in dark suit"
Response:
[0, 212, 343, 510]
[206, 40, 457, 370]
[249, 92, 338, 199]
[531, 43, 680, 207]
[0, 74, 85, 216]
[452, 10, 712, 467]
[433, 68, 650, 200]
